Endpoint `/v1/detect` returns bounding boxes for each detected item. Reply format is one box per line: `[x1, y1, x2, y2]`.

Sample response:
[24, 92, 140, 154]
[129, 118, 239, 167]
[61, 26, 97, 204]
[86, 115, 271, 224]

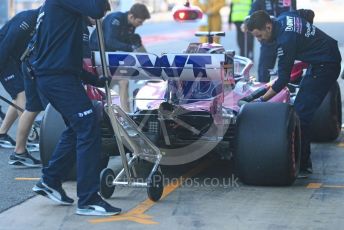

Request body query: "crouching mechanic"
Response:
[246, 10, 341, 175]
[28, 0, 121, 216]
[0, 8, 41, 166]
[90, 3, 150, 112]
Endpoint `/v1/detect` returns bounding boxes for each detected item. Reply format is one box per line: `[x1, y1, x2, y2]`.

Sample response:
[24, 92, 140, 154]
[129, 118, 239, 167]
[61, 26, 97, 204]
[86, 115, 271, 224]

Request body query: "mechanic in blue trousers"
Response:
[90, 3, 151, 112]
[0, 8, 42, 166]
[246, 10, 341, 176]
[27, 0, 121, 216]
[246, 0, 297, 82]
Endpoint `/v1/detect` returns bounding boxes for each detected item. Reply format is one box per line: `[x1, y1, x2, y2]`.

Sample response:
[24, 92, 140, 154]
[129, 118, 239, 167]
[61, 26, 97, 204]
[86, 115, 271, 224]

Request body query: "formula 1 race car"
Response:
[41, 33, 298, 186]
[39, 6, 341, 188]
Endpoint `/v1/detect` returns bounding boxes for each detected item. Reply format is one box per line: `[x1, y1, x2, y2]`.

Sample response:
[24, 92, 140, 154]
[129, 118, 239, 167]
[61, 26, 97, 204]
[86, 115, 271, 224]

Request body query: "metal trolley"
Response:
[95, 20, 164, 201]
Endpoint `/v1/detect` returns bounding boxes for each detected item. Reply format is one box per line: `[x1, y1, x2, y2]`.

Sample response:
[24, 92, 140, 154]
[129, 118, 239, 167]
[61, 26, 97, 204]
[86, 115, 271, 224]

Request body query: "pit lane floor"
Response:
[1, 2, 344, 227]
[0, 129, 344, 230]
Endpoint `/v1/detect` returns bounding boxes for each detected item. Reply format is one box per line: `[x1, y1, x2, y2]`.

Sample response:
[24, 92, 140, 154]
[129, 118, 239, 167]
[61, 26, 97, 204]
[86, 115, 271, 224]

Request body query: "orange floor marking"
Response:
[307, 183, 344, 189]
[337, 142, 344, 148]
[89, 159, 213, 225]
[15, 177, 40, 181]
[307, 183, 322, 189]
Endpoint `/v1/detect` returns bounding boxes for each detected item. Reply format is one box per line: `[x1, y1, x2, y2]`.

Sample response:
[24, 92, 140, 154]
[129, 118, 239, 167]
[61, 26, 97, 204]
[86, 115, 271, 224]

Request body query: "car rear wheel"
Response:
[234, 103, 301, 186]
[310, 81, 342, 142]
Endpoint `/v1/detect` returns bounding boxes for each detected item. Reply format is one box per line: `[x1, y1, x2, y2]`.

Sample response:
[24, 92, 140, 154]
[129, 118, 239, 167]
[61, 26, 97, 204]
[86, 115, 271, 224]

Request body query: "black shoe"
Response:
[297, 168, 313, 179]
[8, 150, 41, 167]
[0, 133, 16, 148]
[298, 159, 313, 179]
[300, 158, 313, 172]
[76, 195, 121, 216]
[32, 179, 74, 205]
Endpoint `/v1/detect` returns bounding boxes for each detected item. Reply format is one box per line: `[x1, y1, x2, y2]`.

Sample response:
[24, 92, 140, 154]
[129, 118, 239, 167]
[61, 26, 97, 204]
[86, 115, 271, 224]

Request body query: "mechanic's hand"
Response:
[131, 44, 142, 52]
[253, 97, 266, 103]
[96, 75, 111, 87]
[129, 34, 143, 51]
[130, 34, 142, 46]
[237, 99, 249, 106]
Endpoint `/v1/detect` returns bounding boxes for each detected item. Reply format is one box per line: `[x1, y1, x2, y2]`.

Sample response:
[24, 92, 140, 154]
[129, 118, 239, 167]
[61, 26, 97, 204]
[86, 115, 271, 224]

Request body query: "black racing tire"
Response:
[39, 104, 65, 166]
[147, 169, 164, 202]
[100, 168, 116, 199]
[310, 81, 342, 142]
[234, 103, 301, 186]
[39, 104, 77, 180]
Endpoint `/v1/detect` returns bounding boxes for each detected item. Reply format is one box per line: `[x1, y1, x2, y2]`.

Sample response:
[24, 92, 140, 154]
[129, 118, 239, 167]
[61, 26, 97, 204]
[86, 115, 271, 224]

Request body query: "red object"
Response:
[290, 62, 308, 83]
[86, 84, 104, 101]
[83, 58, 105, 101]
[173, 5, 203, 21]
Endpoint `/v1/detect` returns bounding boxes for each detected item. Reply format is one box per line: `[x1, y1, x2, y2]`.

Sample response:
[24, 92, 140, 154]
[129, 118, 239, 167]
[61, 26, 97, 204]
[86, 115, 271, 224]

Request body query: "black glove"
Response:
[80, 70, 111, 87]
[129, 34, 142, 47]
[237, 87, 268, 106]
[95, 75, 111, 87]
[131, 44, 142, 51]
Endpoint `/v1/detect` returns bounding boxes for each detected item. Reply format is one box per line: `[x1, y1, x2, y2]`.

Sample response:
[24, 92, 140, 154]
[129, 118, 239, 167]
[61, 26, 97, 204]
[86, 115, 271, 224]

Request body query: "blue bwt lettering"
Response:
[108, 53, 212, 78]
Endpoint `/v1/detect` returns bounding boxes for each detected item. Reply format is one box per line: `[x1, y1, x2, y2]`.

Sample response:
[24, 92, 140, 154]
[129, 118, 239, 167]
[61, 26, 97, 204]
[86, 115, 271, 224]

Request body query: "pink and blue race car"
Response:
[39, 22, 341, 188]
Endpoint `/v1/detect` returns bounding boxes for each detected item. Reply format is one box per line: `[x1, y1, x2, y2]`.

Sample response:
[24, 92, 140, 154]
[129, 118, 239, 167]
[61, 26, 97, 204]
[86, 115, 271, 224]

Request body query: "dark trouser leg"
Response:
[36, 74, 101, 206]
[247, 32, 254, 60]
[234, 22, 245, 57]
[294, 63, 341, 170]
[42, 125, 76, 188]
[258, 42, 277, 82]
[234, 22, 254, 60]
[300, 124, 312, 171]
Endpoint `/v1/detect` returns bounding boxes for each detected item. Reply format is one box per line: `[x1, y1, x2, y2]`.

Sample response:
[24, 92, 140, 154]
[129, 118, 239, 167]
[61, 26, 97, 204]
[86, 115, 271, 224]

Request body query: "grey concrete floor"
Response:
[1, 1, 344, 229]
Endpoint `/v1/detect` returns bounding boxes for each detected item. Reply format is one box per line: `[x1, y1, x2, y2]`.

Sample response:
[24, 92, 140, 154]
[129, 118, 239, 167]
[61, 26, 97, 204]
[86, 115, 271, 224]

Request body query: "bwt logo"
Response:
[108, 54, 214, 78]
[78, 109, 93, 118]
[4, 75, 15, 82]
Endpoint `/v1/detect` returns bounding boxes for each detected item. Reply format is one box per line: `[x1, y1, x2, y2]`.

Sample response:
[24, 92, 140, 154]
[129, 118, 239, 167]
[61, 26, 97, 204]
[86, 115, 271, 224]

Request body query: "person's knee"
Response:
[15, 91, 26, 106]
[23, 110, 40, 120]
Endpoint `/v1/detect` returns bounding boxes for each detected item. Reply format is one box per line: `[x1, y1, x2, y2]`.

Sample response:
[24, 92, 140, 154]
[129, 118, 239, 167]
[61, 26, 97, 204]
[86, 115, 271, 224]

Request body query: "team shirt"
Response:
[271, 11, 341, 93]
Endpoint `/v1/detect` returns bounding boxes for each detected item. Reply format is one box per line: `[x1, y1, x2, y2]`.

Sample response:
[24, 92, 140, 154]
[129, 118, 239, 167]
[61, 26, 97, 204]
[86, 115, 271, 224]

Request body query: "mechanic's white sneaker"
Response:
[76, 196, 121, 216]
[297, 168, 313, 179]
[8, 150, 41, 167]
[0, 133, 16, 148]
[33, 179, 74, 205]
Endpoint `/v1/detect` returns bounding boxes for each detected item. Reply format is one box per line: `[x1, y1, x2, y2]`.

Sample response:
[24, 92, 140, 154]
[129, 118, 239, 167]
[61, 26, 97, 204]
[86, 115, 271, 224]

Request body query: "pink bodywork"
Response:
[135, 78, 290, 126]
